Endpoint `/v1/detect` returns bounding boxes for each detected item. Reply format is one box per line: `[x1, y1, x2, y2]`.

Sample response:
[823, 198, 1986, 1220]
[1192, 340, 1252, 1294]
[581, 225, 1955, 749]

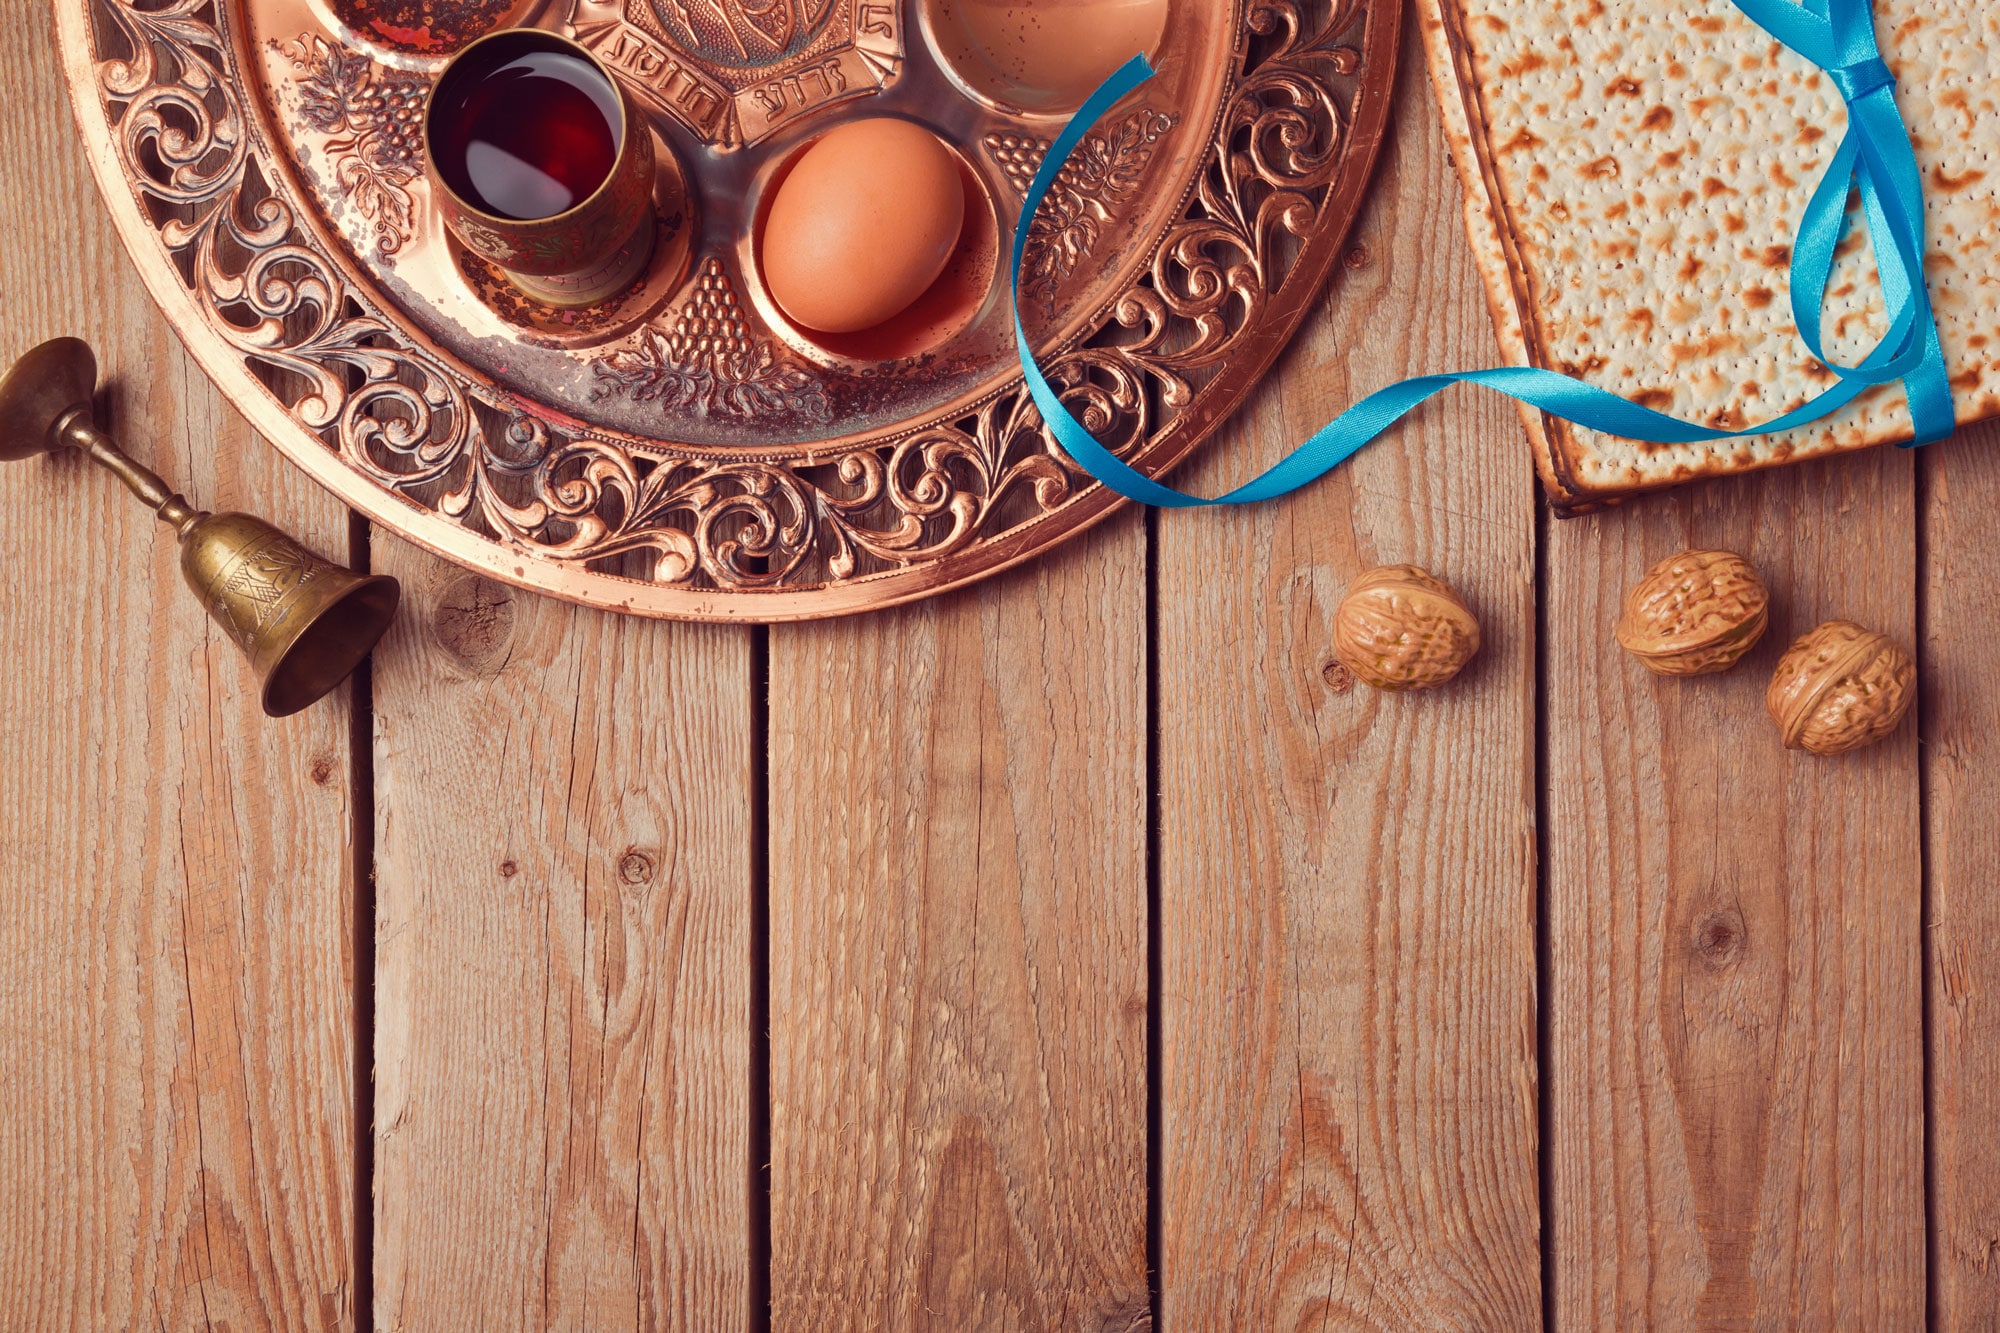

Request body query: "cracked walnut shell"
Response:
[1766, 620, 1916, 756]
[1615, 549, 1769, 676]
[1332, 565, 1481, 691]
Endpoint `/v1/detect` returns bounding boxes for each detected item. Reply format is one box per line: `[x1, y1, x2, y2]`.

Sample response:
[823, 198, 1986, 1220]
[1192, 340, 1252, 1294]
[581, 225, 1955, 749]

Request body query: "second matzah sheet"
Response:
[1417, 0, 2000, 509]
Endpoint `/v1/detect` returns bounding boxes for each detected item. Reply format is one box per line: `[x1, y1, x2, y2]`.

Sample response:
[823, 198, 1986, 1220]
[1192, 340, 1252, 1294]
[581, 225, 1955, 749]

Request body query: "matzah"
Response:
[1416, 0, 2000, 511]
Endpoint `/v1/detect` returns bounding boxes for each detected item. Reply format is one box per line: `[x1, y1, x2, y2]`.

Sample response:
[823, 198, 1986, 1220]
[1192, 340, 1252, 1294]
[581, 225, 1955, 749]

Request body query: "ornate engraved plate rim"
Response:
[56, 0, 1400, 621]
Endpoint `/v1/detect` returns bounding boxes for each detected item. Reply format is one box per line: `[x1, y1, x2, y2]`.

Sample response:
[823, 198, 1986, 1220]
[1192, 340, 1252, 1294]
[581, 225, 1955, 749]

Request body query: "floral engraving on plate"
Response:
[280, 33, 428, 255]
[592, 258, 830, 422]
[986, 110, 1178, 314]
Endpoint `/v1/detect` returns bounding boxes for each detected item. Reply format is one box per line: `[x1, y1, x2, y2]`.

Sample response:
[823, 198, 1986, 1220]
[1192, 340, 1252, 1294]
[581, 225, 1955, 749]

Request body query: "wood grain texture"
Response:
[0, 8, 359, 1327]
[369, 552, 754, 1330]
[1546, 452, 1924, 1329]
[1923, 420, 2000, 1328]
[766, 519, 1150, 1331]
[1156, 31, 1542, 1328]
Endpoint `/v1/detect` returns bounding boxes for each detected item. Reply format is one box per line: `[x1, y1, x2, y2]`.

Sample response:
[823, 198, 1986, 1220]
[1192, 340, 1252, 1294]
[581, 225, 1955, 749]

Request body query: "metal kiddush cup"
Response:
[0, 338, 401, 717]
[423, 28, 664, 309]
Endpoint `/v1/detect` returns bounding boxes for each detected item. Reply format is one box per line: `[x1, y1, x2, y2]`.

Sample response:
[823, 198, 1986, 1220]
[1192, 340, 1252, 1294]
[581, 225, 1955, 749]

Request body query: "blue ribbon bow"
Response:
[1011, 0, 1954, 511]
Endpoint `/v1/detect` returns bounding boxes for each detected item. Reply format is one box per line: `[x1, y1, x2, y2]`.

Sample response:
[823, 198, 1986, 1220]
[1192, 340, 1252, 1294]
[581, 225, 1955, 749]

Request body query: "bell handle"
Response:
[56, 410, 203, 535]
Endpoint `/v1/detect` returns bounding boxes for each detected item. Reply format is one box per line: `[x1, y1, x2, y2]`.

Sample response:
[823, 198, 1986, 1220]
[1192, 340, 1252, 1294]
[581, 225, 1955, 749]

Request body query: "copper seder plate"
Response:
[58, 0, 1399, 621]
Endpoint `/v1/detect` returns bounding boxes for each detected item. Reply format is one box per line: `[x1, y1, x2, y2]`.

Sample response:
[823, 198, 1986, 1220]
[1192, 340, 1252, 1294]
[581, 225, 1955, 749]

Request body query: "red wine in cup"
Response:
[430, 34, 622, 221]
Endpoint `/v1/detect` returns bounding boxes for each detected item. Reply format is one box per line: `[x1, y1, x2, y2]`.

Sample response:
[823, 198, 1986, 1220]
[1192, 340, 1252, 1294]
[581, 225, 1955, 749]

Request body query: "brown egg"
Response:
[761, 119, 966, 336]
[934, 0, 1171, 112]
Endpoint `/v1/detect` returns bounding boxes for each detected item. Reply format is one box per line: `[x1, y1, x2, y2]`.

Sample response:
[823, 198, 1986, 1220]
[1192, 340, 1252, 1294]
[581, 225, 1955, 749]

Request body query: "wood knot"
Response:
[498, 859, 519, 879]
[1342, 241, 1371, 270]
[1692, 907, 1747, 971]
[431, 574, 515, 673]
[309, 754, 335, 786]
[1321, 660, 1355, 693]
[618, 849, 655, 887]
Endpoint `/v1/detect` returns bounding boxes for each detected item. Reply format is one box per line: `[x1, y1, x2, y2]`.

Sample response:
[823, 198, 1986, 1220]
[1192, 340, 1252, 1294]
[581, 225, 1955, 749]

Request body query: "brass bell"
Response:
[0, 337, 400, 717]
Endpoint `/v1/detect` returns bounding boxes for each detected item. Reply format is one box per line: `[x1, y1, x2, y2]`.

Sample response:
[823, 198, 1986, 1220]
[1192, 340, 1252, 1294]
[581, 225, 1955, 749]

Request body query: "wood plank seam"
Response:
[1920, 421, 2000, 1331]
[751, 622, 773, 1333]
[350, 510, 378, 1333]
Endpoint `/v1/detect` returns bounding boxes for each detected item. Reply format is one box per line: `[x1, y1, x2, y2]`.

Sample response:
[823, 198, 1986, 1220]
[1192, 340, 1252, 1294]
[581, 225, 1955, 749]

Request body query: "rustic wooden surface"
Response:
[368, 558, 755, 1330]
[1546, 452, 1926, 1329]
[3, 1, 1994, 1329]
[1923, 418, 2000, 1331]
[0, 6, 359, 1327]
[767, 517, 1149, 1329]
[1157, 29, 1540, 1327]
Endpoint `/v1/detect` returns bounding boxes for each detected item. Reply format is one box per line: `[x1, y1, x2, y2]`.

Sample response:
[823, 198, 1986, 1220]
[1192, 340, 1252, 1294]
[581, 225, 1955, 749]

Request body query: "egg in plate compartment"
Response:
[928, 0, 1172, 114]
[755, 117, 999, 363]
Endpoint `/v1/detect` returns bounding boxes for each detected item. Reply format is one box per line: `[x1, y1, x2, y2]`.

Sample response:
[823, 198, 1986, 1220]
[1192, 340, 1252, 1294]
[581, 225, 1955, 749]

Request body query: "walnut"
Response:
[1332, 565, 1481, 691]
[1766, 620, 1916, 756]
[1615, 549, 1769, 676]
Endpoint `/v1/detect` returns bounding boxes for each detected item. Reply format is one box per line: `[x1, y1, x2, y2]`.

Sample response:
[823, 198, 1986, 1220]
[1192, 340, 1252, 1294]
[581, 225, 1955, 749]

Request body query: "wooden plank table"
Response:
[4, 3, 1996, 1328]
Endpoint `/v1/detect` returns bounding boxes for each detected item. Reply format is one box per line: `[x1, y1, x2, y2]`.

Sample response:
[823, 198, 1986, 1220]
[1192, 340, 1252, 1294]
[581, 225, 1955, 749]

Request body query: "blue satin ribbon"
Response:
[1011, 0, 1954, 510]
